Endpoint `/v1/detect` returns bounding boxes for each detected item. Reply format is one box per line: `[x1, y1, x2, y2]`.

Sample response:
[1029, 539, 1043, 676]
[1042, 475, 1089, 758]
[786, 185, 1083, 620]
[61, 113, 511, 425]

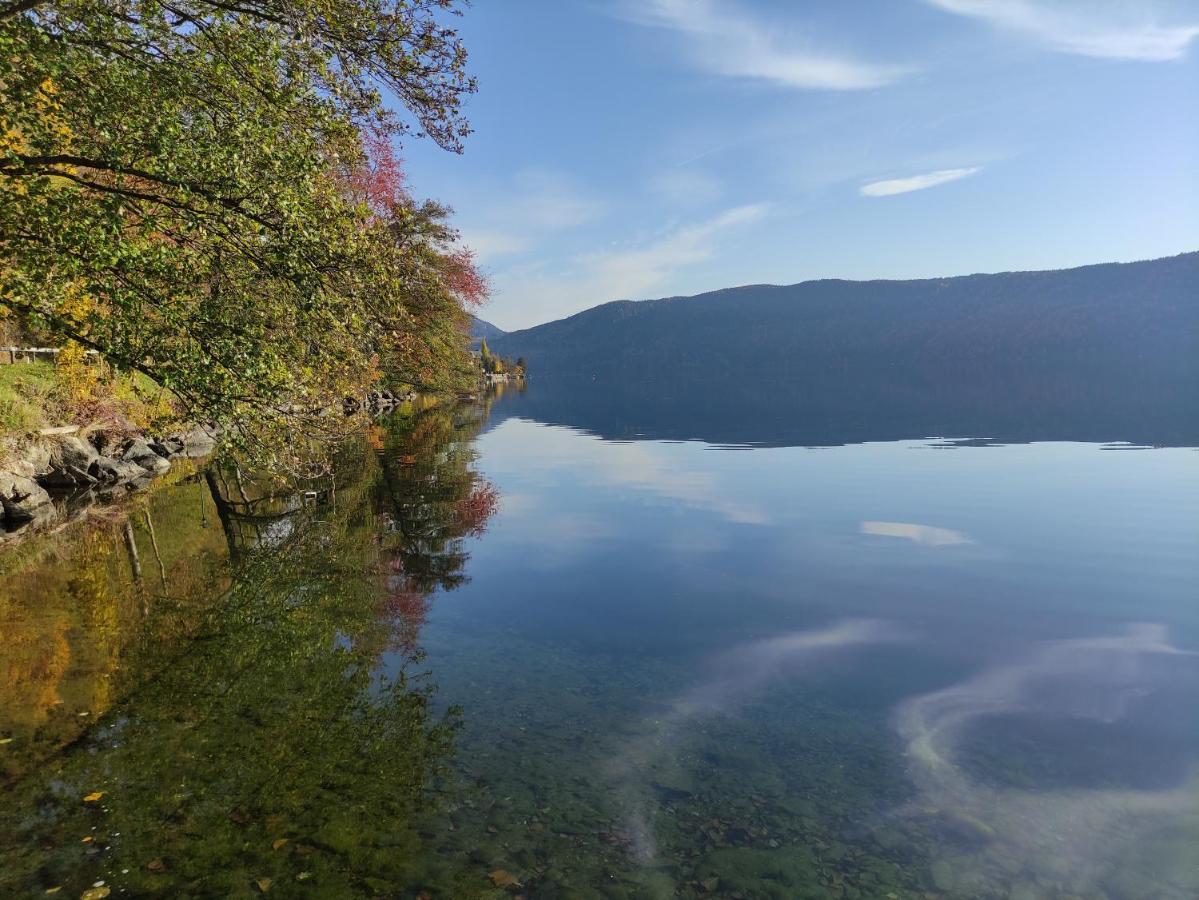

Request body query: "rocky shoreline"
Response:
[341, 387, 417, 414]
[0, 425, 218, 540]
[0, 389, 428, 544]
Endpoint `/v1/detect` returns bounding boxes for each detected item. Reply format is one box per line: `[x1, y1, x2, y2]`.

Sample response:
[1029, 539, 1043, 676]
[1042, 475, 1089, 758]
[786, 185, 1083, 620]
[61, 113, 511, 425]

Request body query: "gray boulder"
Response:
[52, 435, 99, 471]
[142, 455, 171, 475]
[122, 436, 155, 459]
[90, 456, 150, 484]
[9, 442, 52, 479]
[122, 438, 172, 475]
[151, 436, 186, 458]
[89, 432, 121, 457]
[180, 424, 217, 457]
[0, 472, 53, 522]
[38, 463, 97, 490]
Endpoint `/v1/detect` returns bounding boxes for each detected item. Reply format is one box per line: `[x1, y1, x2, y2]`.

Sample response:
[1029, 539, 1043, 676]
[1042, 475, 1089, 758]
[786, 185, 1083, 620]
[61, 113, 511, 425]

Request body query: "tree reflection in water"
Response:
[0, 402, 498, 897]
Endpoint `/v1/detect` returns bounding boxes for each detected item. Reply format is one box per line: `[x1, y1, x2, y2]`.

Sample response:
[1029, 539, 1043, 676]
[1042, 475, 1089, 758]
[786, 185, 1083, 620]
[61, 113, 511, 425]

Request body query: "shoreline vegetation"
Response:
[1, 0, 488, 474]
[0, 352, 499, 545]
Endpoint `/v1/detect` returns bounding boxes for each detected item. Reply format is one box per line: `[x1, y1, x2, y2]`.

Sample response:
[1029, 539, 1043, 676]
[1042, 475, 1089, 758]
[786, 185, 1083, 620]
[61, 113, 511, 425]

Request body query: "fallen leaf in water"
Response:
[80, 888, 110, 900]
[80, 836, 94, 844]
[82, 792, 105, 803]
[145, 858, 165, 872]
[43, 888, 60, 895]
[0, 737, 13, 745]
[489, 869, 520, 887]
[255, 877, 272, 893]
[272, 838, 289, 850]
[295, 872, 311, 881]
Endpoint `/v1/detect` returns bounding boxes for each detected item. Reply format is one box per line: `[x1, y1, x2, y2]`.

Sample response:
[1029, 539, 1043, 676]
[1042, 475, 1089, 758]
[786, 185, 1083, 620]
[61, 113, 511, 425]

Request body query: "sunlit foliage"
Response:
[0, 0, 485, 456]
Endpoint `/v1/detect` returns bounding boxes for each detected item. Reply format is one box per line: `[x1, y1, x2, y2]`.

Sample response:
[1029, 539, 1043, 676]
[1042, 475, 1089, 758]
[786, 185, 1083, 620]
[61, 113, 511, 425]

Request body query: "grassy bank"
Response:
[0, 361, 180, 461]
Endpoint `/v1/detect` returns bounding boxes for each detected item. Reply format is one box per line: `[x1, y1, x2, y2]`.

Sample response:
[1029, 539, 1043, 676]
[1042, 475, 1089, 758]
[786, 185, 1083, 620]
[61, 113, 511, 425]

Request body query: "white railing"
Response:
[0, 347, 101, 364]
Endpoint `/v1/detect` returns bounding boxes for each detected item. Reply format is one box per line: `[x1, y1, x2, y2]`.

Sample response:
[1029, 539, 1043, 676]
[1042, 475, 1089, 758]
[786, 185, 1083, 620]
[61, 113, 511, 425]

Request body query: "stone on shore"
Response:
[90, 456, 151, 484]
[0, 473, 53, 523]
[181, 424, 217, 457]
[53, 435, 99, 471]
[122, 438, 172, 475]
[38, 462, 97, 490]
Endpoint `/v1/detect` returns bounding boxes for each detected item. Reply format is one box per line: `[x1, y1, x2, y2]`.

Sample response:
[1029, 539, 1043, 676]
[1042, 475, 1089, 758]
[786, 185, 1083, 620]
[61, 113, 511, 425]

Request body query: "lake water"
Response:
[1, 384, 1197, 899]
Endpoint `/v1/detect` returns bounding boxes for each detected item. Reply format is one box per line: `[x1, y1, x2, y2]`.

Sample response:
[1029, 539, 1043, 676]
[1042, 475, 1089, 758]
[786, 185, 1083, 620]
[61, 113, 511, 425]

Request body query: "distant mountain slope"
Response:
[489, 253, 1199, 393]
[469, 316, 506, 346]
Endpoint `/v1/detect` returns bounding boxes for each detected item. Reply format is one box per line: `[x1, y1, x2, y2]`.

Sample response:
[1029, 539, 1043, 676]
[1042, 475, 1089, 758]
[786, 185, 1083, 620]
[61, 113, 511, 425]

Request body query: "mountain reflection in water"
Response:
[484, 374, 1199, 448]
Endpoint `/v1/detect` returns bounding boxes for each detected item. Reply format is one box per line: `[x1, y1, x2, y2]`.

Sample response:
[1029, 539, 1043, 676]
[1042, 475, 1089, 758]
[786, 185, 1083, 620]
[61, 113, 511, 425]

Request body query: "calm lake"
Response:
[2, 381, 1197, 899]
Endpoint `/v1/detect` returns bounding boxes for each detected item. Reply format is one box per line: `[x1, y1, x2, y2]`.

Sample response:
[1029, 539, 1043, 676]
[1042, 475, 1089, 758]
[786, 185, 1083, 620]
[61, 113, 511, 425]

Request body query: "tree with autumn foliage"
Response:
[343, 135, 489, 399]
[0, 0, 487, 461]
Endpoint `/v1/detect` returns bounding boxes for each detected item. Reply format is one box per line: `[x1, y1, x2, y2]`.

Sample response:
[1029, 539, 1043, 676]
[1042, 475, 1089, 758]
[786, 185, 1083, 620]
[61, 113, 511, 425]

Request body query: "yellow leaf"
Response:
[80, 836, 94, 844]
[145, 858, 165, 872]
[0, 737, 13, 745]
[255, 877, 272, 893]
[489, 869, 520, 887]
[271, 838, 289, 850]
[44, 888, 61, 895]
[83, 791, 105, 803]
[81, 889, 110, 900]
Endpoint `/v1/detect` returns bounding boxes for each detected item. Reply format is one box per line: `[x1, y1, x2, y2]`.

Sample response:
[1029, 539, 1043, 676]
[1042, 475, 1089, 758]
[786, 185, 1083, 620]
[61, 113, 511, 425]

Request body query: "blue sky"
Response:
[400, 0, 1199, 331]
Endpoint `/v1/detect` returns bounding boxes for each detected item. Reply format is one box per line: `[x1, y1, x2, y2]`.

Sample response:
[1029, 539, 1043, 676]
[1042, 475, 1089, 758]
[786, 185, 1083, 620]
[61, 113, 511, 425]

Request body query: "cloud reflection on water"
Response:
[894, 623, 1199, 897]
[861, 520, 972, 546]
[609, 618, 1199, 898]
[609, 619, 904, 865]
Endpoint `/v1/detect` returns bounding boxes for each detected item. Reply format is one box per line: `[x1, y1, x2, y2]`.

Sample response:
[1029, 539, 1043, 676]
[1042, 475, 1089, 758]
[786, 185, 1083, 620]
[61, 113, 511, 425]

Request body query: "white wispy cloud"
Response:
[456, 229, 530, 260]
[860, 166, 981, 197]
[583, 203, 769, 299]
[648, 167, 724, 206]
[614, 0, 912, 90]
[456, 169, 605, 264]
[927, 0, 1199, 61]
[495, 203, 769, 327]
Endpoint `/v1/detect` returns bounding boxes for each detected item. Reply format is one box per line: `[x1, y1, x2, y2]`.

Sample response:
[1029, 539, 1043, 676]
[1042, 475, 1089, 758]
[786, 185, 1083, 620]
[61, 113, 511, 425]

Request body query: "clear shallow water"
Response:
[1, 389, 1197, 898]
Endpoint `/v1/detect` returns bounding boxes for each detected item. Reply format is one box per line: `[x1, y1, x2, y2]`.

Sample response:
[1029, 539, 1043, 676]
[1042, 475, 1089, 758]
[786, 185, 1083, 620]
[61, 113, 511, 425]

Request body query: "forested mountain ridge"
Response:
[489, 253, 1198, 388]
[469, 317, 507, 345]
